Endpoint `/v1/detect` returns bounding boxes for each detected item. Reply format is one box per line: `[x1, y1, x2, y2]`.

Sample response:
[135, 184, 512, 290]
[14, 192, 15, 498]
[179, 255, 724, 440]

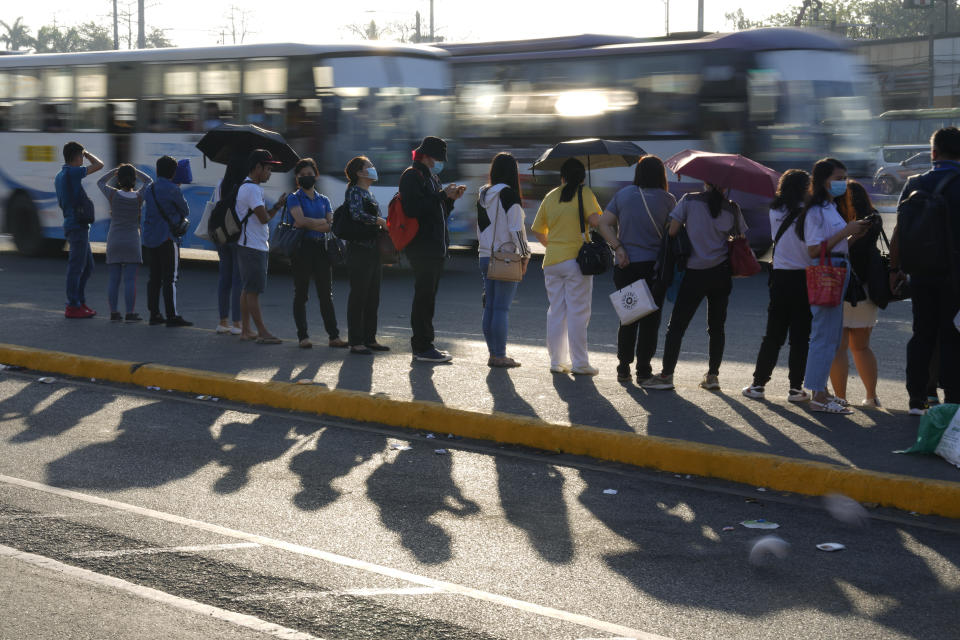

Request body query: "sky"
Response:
[6, 0, 802, 48]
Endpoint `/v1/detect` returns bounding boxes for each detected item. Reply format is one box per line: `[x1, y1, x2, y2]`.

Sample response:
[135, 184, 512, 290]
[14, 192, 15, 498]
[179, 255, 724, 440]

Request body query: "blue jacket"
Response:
[142, 177, 189, 248]
[55, 164, 90, 231]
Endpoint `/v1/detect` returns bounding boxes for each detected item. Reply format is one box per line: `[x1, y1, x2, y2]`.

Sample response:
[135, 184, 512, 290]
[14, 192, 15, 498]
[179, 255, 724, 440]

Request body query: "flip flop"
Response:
[255, 336, 282, 345]
[239, 333, 258, 341]
[810, 400, 853, 414]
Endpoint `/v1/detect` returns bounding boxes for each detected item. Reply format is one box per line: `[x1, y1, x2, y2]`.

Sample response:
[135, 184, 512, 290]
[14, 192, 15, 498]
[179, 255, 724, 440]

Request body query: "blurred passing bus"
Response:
[442, 28, 877, 248]
[0, 43, 451, 255]
[877, 107, 960, 146]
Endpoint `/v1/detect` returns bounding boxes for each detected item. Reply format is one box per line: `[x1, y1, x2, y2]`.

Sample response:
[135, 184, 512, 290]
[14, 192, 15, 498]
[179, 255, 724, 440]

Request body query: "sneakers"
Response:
[65, 305, 94, 319]
[165, 316, 193, 328]
[861, 397, 882, 409]
[216, 324, 232, 334]
[299, 338, 313, 349]
[229, 326, 242, 335]
[81, 304, 96, 317]
[110, 312, 123, 323]
[413, 348, 453, 363]
[642, 374, 674, 390]
[149, 314, 166, 326]
[124, 313, 142, 324]
[365, 342, 390, 352]
[328, 338, 349, 348]
[550, 364, 571, 374]
[788, 388, 810, 403]
[616, 364, 631, 381]
[742, 384, 765, 399]
[571, 365, 599, 376]
[700, 374, 720, 391]
[909, 406, 928, 416]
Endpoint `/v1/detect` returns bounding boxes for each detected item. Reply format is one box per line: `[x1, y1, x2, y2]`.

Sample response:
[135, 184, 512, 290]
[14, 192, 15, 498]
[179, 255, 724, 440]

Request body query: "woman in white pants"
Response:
[531, 158, 603, 375]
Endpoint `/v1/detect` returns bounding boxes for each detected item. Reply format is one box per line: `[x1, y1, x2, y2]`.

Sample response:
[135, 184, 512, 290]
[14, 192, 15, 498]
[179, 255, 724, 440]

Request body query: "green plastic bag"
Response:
[897, 404, 960, 454]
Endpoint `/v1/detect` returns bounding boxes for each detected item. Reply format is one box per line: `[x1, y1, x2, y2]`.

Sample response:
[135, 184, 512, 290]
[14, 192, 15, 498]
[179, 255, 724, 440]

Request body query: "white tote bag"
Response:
[194, 199, 215, 242]
[609, 278, 658, 325]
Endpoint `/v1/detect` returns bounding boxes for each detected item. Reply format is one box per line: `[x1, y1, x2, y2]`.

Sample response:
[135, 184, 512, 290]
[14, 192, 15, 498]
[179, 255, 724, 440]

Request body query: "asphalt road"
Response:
[1, 371, 958, 640]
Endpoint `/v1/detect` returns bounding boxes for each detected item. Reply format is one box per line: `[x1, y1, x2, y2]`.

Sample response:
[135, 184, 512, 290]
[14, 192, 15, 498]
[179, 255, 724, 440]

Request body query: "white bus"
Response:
[0, 42, 452, 255]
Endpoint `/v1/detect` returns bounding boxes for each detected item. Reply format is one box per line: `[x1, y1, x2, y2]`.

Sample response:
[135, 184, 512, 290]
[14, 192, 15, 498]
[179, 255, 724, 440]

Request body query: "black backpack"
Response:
[896, 171, 960, 277]
[332, 200, 377, 242]
[208, 185, 252, 245]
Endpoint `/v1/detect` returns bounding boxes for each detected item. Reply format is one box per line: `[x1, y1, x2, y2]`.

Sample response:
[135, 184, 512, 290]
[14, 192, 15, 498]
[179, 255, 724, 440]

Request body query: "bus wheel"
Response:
[7, 194, 61, 256]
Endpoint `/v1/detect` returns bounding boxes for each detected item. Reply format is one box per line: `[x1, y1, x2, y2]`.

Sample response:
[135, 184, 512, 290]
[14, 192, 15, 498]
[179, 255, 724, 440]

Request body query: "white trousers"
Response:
[543, 258, 593, 369]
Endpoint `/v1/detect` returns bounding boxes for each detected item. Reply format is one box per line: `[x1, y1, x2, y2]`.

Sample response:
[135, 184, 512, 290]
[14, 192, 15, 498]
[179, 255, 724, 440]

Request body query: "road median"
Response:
[2, 342, 958, 518]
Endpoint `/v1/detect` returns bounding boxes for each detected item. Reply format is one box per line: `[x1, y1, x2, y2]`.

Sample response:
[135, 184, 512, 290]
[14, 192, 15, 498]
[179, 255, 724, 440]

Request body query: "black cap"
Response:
[248, 149, 282, 171]
[415, 136, 447, 162]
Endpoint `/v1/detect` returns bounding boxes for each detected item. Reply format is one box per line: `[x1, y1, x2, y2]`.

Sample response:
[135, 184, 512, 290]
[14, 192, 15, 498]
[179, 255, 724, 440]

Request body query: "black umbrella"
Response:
[530, 138, 646, 177]
[195, 123, 300, 172]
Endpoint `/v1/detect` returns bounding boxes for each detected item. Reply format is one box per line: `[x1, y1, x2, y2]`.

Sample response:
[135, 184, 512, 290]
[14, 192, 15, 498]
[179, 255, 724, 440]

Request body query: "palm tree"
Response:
[0, 17, 34, 51]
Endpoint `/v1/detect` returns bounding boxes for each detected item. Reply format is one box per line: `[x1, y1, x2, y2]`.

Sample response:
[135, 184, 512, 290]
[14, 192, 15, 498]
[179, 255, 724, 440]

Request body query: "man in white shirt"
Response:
[235, 149, 286, 344]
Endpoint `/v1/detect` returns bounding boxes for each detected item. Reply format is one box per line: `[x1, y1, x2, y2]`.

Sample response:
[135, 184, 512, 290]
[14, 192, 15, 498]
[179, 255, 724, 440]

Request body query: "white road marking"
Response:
[237, 587, 442, 601]
[70, 542, 260, 559]
[0, 473, 669, 640]
[0, 543, 322, 640]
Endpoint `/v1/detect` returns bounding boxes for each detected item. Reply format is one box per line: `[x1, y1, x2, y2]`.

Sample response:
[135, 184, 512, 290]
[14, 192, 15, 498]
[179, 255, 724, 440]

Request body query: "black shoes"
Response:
[149, 314, 166, 326]
[125, 313, 142, 323]
[165, 316, 193, 328]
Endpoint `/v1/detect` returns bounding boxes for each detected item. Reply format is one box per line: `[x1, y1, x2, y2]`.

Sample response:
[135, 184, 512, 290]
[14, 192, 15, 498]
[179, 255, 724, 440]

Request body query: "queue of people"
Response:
[53, 130, 960, 415]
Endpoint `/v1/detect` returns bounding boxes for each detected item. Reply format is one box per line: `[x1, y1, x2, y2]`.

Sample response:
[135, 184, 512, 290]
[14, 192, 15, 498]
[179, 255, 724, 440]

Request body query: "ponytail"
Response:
[559, 158, 586, 203]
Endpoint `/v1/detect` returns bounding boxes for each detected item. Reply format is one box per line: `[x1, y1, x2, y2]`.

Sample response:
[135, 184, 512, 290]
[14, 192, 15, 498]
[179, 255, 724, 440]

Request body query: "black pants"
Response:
[346, 244, 382, 346]
[751, 269, 812, 389]
[291, 239, 339, 341]
[661, 262, 732, 376]
[144, 240, 179, 319]
[907, 276, 960, 406]
[407, 252, 445, 353]
[614, 261, 663, 379]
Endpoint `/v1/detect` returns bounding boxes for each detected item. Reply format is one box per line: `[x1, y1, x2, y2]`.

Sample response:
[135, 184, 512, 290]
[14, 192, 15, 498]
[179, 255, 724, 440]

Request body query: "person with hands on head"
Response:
[797, 158, 871, 414]
[344, 156, 390, 355]
[235, 149, 287, 344]
[286, 157, 346, 350]
[55, 141, 104, 318]
[597, 154, 676, 384]
[399, 136, 466, 363]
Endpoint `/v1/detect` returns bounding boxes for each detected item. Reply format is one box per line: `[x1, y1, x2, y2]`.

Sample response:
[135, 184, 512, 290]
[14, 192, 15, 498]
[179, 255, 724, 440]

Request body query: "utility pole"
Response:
[664, 0, 669, 35]
[113, 0, 119, 49]
[697, 0, 704, 32]
[429, 0, 434, 42]
[414, 11, 422, 43]
[137, 0, 145, 49]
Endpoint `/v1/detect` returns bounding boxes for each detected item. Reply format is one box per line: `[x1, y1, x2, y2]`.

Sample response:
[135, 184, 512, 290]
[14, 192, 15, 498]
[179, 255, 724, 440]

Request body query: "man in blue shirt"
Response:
[55, 141, 104, 319]
[142, 155, 192, 327]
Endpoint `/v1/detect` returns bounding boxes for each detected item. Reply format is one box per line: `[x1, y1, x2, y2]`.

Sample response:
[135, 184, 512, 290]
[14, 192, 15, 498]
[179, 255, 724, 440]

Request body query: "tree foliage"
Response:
[1, 17, 34, 50]
[1, 14, 175, 52]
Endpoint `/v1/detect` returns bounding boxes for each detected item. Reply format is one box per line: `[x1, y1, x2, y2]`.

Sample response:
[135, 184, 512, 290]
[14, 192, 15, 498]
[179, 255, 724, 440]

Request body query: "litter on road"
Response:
[0, 364, 25, 371]
[37, 377, 56, 384]
[741, 519, 780, 530]
[749, 535, 790, 565]
[425, 433, 437, 439]
[756, 487, 767, 492]
[603, 489, 618, 495]
[147, 386, 160, 391]
[823, 494, 869, 527]
[816, 542, 846, 552]
[195, 395, 210, 401]
[722, 526, 735, 532]
[434, 448, 448, 455]
[296, 379, 314, 385]
[390, 443, 412, 451]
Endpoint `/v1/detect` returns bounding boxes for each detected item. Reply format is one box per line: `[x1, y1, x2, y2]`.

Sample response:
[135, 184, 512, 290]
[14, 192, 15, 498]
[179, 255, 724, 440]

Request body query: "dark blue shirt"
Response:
[286, 190, 332, 241]
[54, 164, 90, 231]
[899, 159, 960, 278]
[142, 177, 189, 248]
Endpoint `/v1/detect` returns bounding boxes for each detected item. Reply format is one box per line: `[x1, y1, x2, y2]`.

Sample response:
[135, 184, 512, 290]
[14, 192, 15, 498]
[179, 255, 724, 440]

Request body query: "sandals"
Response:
[255, 336, 282, 345]
[810, 399, 853, 414]
[488, 356, 521, 368]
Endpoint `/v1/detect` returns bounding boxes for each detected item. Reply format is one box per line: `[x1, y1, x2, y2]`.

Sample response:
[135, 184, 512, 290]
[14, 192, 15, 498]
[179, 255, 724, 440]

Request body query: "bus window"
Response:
[889, 120, 919, 144]
[244, 97, 284, 131]
[200, 62, 240, 95]
[107, 101, 136, 133]
[202, 100, 236, 130]
[76, 67, 106, 100]
[164, 64, 198, 96]
[145, 99, 198, 132]
[75, 101, 105, 131]
[41, 102, 71, 131]
[42, 68, 72, 99]
[244, 60, 287, 96]
[10, 101, 39, 131]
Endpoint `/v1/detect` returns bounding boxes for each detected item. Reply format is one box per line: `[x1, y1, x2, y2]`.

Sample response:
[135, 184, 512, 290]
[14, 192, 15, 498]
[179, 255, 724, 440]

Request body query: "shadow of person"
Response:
[213, 414, 297, 494]
[409, 361, 443, 404]
[487, 369, 574, 564]
[9, 388, 113, 444]
[366, 447, 479, 565]
[290, 425, 386, 511]
[45, 401, 223, 491]
[552, 373, 633, 432]
[335, 350, 375, 394]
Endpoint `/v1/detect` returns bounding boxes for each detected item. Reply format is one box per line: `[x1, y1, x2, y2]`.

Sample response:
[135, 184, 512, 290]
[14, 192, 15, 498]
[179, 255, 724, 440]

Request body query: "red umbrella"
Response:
[664, 150, 781, 198]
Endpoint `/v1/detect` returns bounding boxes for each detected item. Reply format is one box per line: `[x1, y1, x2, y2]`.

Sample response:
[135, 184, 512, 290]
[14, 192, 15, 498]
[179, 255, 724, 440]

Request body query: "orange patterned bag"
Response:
[806, 241, 847, 307]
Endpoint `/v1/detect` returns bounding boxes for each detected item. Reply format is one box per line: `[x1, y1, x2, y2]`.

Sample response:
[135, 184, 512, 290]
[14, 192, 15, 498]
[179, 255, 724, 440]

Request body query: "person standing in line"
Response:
[55, 141, 103, 318]
[97, 163, 152, 323]
[212, 154, 247, 336]
[287, 158, 347, 349]
[889, 127, 960, 414]
[795, 158, 870, 414]
[597, 155, 676, 384]
[829, 180, 884, 408]
[531, 158, 603, 376]
[142, 155, 192, 327]
[343, 156, 390, 355]
[399, 136, 466, 363]
[742, 169, 813, 403]
[644, 183, 746, 391]
[236, 149, 286, 344]
[477, 152, 531, 368]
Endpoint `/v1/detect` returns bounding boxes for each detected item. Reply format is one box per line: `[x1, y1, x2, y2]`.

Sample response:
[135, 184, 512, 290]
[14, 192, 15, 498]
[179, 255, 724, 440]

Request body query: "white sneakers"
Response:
[550, 364, 599, 376]
[217, 324, 242, 336]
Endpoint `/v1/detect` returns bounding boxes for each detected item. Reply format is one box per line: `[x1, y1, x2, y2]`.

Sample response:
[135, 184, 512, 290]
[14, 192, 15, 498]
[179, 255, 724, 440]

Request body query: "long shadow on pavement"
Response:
[289, 425, 385, 512]
[553, 373, 633, 432]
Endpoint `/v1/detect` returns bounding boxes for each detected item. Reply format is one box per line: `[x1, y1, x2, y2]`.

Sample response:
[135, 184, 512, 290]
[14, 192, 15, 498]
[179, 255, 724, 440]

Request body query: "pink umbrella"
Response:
[664, 150, 781, 199]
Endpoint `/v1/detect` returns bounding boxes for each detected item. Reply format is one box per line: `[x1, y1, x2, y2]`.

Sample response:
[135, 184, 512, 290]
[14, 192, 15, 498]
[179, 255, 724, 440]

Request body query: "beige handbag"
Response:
[484, 193, 523, 282]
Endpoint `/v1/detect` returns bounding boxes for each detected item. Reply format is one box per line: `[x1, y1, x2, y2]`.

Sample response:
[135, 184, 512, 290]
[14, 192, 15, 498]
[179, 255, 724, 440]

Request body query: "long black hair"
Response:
[797, 157, 845, 241]
[704, 183, 727, 219]
[487, 152, 522, 201]
[634, 155, 668, 191]
[559, 158, 586, 203]
[220, 153, 250, 195]
[770, 169, 810, 236]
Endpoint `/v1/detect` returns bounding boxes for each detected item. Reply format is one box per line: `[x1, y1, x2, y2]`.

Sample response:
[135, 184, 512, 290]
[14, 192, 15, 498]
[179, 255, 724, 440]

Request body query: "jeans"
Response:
[804, 258, 850, 392]
[291, 239, 339, 341]
[347, 243, 382, 346]
[543, 258, 593, 369]
[65, 227, 94, 307]
[107, 263, 138, 314]
[478, 257, 520, 358]
[613, 261, 663, 379]
[907, 275, 960, 406]
[143, 240, 180, 318]
[407, 252, 445, 353]
[751, 269, 812, 389]
[661, 262, 732, 376]
[217, 243, 241, 322]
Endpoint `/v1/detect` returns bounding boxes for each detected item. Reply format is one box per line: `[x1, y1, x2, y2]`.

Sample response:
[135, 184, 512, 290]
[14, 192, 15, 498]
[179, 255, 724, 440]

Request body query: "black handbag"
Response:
[270, 198, 304, 260]
[325, 234, 346, 266]
[149, 185, 189, 238]
[75, 188, 95, 225]
[845, 269, 867, 306]
[574, 186, 612, 276]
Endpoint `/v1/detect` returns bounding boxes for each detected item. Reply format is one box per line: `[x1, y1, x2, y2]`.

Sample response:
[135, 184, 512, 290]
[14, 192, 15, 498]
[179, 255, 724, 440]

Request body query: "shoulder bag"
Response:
[806, 241, 847, 307]
[575, 186, 613, 276]
[728, 205, 761, 278]
[269, 193, 305, 260]
[149, 185, 189, 238]
[484, 191, 523, 282]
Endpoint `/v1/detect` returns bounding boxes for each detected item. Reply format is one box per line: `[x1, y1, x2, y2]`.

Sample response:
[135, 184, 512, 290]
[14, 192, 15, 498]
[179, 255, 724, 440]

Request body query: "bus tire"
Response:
[7, 194, 63, 257]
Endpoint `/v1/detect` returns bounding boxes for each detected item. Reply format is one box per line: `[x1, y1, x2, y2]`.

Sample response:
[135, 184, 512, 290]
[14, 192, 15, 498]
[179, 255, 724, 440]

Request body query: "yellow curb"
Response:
[2, 343, 959, 518]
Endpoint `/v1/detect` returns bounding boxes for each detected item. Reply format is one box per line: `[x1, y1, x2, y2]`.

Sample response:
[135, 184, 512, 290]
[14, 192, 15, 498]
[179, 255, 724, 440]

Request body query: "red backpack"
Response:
[387, 192, 419, 251]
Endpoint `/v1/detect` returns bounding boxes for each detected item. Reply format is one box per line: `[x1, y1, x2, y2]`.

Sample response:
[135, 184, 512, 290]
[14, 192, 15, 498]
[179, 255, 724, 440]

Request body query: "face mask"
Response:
[363, 167, 379, 182]
[431, 161, 445, 175]
[829, 180, 847, 197]
[297, 175, 316, 189]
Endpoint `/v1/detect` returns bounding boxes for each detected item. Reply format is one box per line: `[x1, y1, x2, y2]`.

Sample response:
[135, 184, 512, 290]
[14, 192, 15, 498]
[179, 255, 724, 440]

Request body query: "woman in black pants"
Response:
[597, 155, 676, 383]
[343, 156, 389, 354]
[743, 170, 813, 403]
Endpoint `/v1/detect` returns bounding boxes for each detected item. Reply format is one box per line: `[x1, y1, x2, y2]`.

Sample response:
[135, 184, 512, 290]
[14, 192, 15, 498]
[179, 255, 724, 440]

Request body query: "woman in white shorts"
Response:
[829, 180, 882, 408]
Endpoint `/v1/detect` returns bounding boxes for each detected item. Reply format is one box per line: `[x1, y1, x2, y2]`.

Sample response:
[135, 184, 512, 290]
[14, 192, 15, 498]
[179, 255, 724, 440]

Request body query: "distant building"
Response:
[856, 32, 960, 110]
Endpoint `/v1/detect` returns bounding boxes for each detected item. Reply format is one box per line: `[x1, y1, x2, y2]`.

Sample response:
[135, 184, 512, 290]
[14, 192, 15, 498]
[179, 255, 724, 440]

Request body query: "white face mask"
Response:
[363, 166, 379, 182]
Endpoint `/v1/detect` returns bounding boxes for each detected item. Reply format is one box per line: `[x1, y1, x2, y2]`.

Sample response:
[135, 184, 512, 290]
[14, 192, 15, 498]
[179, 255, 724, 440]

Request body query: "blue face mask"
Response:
[432, 161, 445, 175]
[829, 180, 847, 197]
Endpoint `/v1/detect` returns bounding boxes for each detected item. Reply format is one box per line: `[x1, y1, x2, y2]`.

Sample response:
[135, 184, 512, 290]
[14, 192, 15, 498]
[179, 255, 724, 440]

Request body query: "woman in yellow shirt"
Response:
[531, 158, 603, 375]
